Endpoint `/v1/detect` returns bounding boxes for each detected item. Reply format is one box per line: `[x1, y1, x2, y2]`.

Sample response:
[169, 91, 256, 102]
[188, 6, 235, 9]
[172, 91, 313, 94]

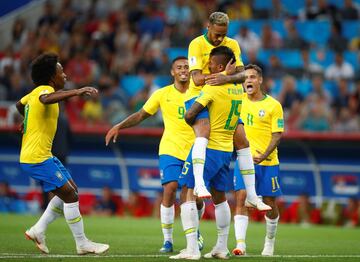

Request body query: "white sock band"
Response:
[265, 215, 279, 239]
[64, 201, 87, 244]
[160, 204, 174, 243]
[180, 201, 199, 253]
[234, 215, 248, 249]
[192, 137, 208, 188]
[237, 147, 257, 201]
[214, 201, 231, 250]
[34, 196, 63, 233]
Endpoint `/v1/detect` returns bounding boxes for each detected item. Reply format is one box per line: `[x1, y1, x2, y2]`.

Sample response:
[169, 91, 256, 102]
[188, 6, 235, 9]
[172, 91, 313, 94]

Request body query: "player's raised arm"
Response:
[40, 87, 98, 104]
[105, 109, 151, 146]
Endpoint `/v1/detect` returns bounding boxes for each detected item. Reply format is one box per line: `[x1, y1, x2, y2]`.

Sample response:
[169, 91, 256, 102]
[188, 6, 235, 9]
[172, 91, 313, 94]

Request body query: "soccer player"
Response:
[170, 46, 241, 260]
[232, 64, 284, 256]
[16, 53, 109, 255]
[105, 57, 204, 253]
[186, 12, 269, 211]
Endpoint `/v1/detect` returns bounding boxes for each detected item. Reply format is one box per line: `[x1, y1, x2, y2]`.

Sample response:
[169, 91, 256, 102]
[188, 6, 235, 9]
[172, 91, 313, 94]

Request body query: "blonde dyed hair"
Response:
[209, 12, 229, 26]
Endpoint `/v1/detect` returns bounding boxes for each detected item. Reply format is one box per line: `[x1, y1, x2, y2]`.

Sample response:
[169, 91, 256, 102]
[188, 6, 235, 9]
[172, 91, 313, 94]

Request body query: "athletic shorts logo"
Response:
[55, 171, 63, 181]
[160, 170, 164, 180]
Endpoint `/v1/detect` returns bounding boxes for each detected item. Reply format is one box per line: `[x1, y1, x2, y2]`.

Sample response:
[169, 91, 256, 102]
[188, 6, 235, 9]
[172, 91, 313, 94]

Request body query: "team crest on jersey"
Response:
[55, 171, 63, 181]
[259, 109, 265, 117]
[189, 56, 197, 67]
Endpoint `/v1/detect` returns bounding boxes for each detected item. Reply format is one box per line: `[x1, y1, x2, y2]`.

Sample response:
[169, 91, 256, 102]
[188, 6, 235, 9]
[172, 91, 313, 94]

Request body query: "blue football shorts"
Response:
[185, 97, 209, 120]
[179, 147, 232, 192]
[233, 161, 282, 197]
[159, 154, 184, 185]
[238, 118, 244, 125]
[20, 157, 72, 192]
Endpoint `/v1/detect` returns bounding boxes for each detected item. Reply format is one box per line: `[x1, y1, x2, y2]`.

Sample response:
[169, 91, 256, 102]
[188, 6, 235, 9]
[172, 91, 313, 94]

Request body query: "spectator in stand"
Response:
[300, 48, 324, 78]
[311, 75, 332, 104]
[328, 22, 348, 53]
[266, 55, 286, 79]
[341, 0, 359, 20]
[283, 22, 309, 50]
[286, 100, 304, 131]
[246, 49, 266, 74]
[135, 48, 160, 74]
[350, 80, 360, 114]
[343, 198, 359, 227]
[298, 95, 332, 132]
[260, 24, 282, 49]
[8, 73, 29, 102]
[126, 191, 153, 217]
[225, 0, 253, 20]
[81, 95, 104, 124]
[333, 107, 360, 132]
[166, 0, 193, 26]
[298, 0, 320, 20]
[65, 49, 96, 88]
[269, 0, 288, 19]
[91, 187, 118, 216]
[38, 1, 57, 27]
[278, 75, 303, 112]
[312, 0, 339, 21]
[12, 18, 28, 52]
[325, 52, 355, 81]
[332, 78, 350, 115]
[234, 26, 261, 54]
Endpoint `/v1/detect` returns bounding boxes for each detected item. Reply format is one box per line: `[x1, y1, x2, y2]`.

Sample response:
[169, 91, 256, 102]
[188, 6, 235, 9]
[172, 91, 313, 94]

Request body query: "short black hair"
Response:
[171, 56, 188, 66]
[245, 64, 263, 77]
[209, 46, 235, 67]
[31, 53, 58, 86]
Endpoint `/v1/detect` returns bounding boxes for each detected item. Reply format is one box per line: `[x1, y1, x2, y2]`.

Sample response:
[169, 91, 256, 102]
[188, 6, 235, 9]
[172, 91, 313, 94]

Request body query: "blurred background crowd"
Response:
[1, 180, 359, 227]
[0, 0, 359, 132]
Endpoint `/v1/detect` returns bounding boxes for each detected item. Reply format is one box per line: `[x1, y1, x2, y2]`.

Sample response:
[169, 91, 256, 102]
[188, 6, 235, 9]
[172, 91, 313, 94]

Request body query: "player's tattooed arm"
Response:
[185, 102, 205, 126]
[105, 109, 151, 145]
[205, 64, 245, 86]
[253, 132, 282, 164]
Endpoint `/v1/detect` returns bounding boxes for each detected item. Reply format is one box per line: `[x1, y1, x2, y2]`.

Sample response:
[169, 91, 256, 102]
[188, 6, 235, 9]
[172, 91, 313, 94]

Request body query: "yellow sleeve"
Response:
[188, 39, 203, 72]
[195, 85, 214, 107]
[230, 40, 243, 67]
[142, 89, 162, 115]
[271, 102, 284, 133]
[20, 93, 30, 105]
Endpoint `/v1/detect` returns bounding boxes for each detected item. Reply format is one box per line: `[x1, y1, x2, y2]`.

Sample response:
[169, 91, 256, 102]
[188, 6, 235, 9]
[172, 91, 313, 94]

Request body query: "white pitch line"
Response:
[1, 253, 360, 259]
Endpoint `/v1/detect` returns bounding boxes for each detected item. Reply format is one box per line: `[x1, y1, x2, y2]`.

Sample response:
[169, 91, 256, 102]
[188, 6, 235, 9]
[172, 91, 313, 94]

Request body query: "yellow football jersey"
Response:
[187, 34, 243, 98]
[195, 83, 243, 152]
[241, 94, 284, 166]
[143, 84, 195, 160]
[20, 85, 59, 164]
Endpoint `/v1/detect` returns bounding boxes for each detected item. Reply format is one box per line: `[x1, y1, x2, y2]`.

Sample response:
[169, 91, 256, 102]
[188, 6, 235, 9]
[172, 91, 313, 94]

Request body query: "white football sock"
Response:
[160, 204, 174, 243]
[180, 201, 199, 254]
[237, 148, 257, 202]
[197, 202, 205, 220]
[234, 215, 248, 250]
[215, 201, 231, 250]
[63, 201, 87, 245]
[34, 196, 63, 233]
[192, 137, 208, 188]
[265, 215, 279, 239]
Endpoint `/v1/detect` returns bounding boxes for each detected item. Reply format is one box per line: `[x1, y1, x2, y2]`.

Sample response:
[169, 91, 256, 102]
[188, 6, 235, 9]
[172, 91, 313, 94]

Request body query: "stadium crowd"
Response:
[0, 0, 359, 132]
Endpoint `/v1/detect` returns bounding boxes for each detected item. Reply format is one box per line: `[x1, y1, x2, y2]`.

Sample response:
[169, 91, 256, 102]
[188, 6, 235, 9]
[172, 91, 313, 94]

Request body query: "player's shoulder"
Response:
[224, 36, 239, 47]
[189, 35, 205, 46]
[265, 95, 283, 109]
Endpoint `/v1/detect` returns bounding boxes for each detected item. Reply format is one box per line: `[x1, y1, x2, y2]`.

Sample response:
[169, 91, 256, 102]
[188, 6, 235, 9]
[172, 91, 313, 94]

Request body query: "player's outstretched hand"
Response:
[77, 87, 98, 98]
[205, 73, 228, 86]
[254, 150, 267, 164]
[105, 125, 120, 146]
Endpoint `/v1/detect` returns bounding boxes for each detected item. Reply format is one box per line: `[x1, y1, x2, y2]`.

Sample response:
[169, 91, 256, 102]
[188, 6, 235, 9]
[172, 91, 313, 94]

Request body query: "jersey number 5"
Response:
[224, 100, 241, 130]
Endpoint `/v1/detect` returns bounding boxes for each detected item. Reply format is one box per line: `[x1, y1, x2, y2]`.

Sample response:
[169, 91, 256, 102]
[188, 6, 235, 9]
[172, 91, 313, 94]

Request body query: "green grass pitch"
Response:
[0, 214, 359, 261]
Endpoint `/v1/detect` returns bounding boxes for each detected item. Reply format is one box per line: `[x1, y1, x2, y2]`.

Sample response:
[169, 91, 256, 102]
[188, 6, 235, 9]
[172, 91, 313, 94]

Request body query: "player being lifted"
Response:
[186, 11, 270, 211]
[17, 53, 109, 255]
[171, 46, 242, 260]
[105, 57, 204, 253]
[232, 64, 284, 256]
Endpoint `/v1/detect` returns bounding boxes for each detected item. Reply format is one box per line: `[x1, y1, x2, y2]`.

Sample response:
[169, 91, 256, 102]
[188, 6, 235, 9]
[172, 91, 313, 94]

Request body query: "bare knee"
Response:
[233, 125, 249, 150]
[234, 190, 247, 215]
[162, 181, 178, 207]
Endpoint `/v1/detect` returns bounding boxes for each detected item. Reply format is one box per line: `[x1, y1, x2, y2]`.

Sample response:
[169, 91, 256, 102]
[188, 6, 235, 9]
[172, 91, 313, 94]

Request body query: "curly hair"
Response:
[31, 53, 58, 86]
